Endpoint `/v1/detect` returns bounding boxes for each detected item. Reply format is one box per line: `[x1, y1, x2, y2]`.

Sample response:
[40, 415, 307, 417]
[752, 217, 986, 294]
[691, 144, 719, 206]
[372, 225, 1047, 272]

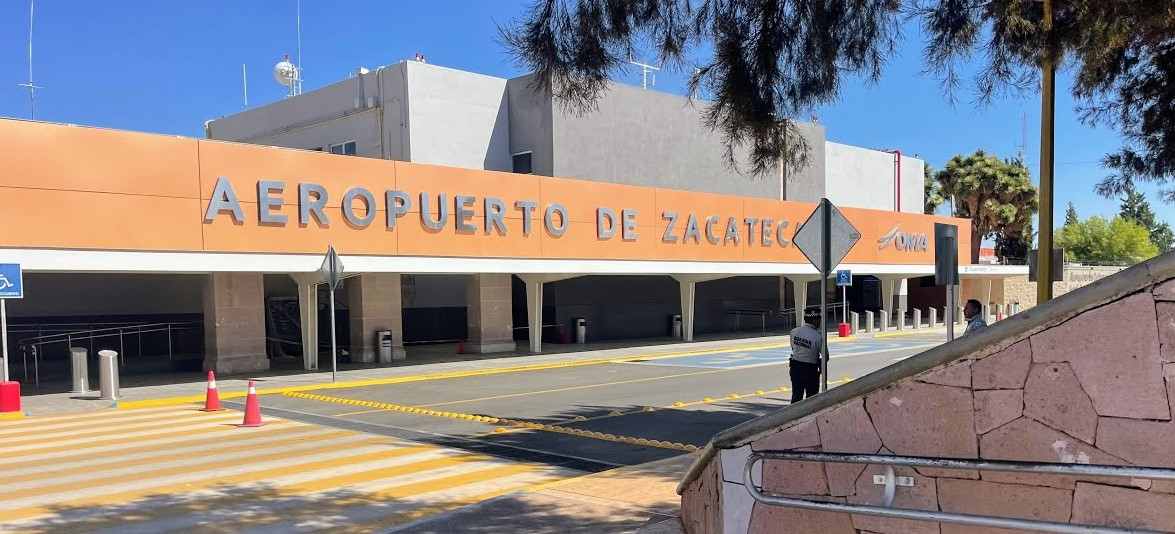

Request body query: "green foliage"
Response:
[1057, 216, 1158, 265]
[1064, 202, 1079, 227]
[924, 164, 944, 215]
[936, 150, 1038, 262]
[1119, 185, 1174, 253]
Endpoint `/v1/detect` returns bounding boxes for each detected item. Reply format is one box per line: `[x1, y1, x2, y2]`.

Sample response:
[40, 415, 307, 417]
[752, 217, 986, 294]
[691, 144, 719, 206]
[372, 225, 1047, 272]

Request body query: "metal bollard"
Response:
[98, 350, 119, 401]
[865, 311, 874, 333]
[957, 307, 965, 325]
[850, 311, 860, 335]
[929, 307, 938, 327]
[897, 307, 906, 330]
[70, 347, 89, 394]
[880, 313, 889, 333]
[912, 309, 922, 329]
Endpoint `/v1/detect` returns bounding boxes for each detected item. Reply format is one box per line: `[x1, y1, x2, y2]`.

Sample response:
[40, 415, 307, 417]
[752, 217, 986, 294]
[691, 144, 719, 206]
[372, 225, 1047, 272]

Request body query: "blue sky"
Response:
[1, 0, 1167, 226]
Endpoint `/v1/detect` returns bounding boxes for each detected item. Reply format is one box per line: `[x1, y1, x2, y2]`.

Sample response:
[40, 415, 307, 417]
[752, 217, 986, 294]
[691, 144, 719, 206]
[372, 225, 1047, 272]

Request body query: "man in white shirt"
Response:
[789, 309, 824, 403]
[964, 299, 988, 335]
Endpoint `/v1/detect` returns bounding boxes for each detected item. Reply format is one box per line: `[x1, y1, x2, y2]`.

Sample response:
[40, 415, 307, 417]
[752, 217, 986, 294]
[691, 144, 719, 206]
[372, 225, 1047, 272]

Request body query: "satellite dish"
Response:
[273, 55, 299, 87]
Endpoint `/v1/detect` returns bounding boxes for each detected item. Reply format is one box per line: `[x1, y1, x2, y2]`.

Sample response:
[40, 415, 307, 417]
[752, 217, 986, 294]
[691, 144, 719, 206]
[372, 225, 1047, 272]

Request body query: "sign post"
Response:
[794, 200, 861, 393]
[836, 270, 852, 324]
[0, 264, 24, 382]
[318, 247, 344, 383]
[934, 224, 960, 341]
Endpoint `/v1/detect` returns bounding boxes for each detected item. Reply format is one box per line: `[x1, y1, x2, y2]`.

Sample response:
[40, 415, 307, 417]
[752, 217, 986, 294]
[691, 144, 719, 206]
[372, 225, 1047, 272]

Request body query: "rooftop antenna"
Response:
[241, 63, 249, 108]
[628, 58, 660, 90]
[16, 0, 42, 119]
[296, 0, 303, 95]
[1017, 111, 1027, 162]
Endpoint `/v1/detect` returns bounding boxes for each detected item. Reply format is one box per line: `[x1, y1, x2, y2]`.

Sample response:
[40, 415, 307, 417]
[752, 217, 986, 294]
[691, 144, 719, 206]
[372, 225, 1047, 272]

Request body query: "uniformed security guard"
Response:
[963, 298, 987, 335]
[789, 309, 824, 403]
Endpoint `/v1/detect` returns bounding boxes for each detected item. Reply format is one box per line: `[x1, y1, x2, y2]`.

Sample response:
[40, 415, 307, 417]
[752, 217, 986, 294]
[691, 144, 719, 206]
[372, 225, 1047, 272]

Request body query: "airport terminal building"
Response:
[0, 61, 1019, 385]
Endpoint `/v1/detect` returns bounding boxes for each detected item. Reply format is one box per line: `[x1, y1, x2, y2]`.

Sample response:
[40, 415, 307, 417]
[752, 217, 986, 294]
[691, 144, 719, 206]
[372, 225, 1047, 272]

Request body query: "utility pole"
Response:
[1036, 0, 1056, 304]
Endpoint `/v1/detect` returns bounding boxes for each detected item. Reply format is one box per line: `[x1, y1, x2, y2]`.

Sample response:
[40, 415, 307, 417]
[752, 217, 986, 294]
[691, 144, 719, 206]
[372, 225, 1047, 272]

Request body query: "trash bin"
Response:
[376, 330, 393, 363]
[574, 318, 587, 344]
[671, 314, 683, 339]
[98, 350, 119, 401]
[69, 347, 89, 394]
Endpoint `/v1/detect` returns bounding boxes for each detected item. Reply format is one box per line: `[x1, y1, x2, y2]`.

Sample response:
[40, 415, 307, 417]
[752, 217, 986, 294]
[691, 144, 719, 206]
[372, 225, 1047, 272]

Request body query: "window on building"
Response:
[330, 141, 358, 156]
[512, 151, 533, 174]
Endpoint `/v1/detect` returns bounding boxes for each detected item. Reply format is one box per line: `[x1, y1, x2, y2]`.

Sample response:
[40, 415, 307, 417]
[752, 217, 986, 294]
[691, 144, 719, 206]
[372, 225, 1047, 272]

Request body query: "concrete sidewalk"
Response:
[17, 324, 956, 417]
[391, 452, 694, 533]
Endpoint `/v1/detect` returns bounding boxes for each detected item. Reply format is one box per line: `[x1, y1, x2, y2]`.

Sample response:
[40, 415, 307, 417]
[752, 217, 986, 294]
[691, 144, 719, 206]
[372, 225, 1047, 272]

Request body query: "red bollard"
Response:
[0, 381, 22, 417]
[837, 323, 852, 337]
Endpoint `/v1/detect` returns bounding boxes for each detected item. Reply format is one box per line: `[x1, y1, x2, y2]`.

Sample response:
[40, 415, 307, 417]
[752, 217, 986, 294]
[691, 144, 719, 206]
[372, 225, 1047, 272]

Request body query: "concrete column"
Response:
[346, 273, 406, 363]
[879, 276, 898, 324]
[465, 274, 516, 353]
[912, 309, 922, 329]
[672, 275, 730, 342]
[519, 274, 579, 353]
[524, 278, 544, 353]
[865, 310, 874, 333]
[786, 277, 815, 327]
[293, 276, 319, 370]
[679, 280, 697, 342]
[203, 272, 269, 375]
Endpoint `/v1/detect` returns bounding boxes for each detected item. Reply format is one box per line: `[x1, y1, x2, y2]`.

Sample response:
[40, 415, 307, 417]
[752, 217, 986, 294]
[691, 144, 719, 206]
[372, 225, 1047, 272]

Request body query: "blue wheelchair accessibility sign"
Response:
[0, 264, 23, 299]
[836, 269, 852, 287]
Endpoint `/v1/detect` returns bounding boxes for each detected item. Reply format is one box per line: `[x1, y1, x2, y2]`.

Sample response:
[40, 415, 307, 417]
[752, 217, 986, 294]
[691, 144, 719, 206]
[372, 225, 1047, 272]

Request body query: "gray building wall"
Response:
[403, 62, 512, 171]
[506, 75, 554, 176]
[824, 141, 925, 213]
[540, 80, 826, 200]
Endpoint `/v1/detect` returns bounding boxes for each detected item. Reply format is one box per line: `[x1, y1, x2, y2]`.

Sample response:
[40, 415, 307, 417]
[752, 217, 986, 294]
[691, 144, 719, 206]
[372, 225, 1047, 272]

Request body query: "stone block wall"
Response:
[1001, 265, 1126, 309]
[681, 266, 1175, 533]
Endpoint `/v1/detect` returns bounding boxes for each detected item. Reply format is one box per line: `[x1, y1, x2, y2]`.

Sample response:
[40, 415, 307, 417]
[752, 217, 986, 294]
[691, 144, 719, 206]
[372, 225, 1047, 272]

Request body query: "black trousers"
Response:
[789, 360, 821, 403]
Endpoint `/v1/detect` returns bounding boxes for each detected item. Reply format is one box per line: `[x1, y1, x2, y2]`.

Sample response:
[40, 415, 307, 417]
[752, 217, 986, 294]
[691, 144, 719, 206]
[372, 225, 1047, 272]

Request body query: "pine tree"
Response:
[1119, 185, 1174, 253]
[1064, 202, 1079, 227]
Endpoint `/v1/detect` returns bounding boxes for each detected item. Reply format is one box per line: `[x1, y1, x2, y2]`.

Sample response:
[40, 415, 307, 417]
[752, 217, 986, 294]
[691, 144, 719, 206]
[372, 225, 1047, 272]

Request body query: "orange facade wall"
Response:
[0, 119, 971, 265]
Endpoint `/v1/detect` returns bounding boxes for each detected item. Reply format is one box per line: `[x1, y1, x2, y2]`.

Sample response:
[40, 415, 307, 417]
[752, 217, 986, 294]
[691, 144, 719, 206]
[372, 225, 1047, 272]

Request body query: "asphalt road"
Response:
[252, 331, 949, 474]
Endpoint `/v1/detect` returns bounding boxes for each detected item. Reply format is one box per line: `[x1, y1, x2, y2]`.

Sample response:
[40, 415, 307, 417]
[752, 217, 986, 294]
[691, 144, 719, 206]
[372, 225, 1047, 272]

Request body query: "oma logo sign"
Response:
[878, 225, 928, 252]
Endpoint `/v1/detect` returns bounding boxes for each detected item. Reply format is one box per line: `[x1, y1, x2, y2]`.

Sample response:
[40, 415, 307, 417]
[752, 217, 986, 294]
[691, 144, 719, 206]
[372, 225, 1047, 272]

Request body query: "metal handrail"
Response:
[15, 321, 202, 388]
[744, 451, 1175, 534]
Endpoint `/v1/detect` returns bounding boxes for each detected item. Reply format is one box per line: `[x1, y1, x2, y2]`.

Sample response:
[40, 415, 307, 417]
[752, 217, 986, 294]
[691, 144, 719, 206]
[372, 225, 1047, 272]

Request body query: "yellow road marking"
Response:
[283, 391, 699, 452]
[0, 444, 437, 523]
[0, 434, 396, 501]
[0, 419, 302, 472]
[116, 340, 800, 410]
[0, 405, 183, 427]
[114, 332, 893, 412]
[0, 407, 213, 437]
[0, 412, 23, 420]
[419, 368, 726, 408]
[0, 410, 244, 446]
[0, 418, 291, 460]
[0, 427, 351, 485]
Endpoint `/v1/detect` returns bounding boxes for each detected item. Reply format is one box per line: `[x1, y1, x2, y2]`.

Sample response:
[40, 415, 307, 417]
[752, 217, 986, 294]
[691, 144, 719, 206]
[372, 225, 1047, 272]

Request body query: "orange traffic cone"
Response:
[238, 380, 264, 427]
[201, 370, 224, 412]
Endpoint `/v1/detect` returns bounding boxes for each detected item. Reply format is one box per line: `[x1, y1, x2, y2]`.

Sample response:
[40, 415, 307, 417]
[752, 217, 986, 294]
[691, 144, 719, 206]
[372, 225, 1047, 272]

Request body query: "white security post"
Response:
[912, 308, 922, 330]
[865, 310, 874, 333]
[929, 307, 938, 328]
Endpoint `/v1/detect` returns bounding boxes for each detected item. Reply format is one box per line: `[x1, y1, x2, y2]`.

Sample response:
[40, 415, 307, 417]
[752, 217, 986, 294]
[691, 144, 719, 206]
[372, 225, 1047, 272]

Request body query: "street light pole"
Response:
[1036, 0, 1056, 304]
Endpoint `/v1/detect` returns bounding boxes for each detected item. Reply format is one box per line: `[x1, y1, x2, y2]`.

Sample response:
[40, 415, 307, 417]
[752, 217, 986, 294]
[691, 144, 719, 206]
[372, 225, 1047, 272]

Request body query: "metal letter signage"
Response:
[201, 179, 915, 255]
[878, 225, 929, 252]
